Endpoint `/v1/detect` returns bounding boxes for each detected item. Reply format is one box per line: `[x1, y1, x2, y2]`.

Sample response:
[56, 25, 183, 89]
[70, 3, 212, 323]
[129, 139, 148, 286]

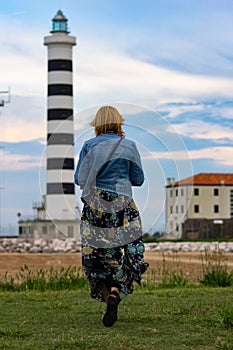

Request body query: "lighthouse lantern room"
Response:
[51, 10, 69, 33]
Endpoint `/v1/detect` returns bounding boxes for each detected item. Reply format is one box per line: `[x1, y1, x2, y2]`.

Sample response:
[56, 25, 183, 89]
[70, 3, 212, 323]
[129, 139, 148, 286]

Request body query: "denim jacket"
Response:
[74, 132, 144, 199]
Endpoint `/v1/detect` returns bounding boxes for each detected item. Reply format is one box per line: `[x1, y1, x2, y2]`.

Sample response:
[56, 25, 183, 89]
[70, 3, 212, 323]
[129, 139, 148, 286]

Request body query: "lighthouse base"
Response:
[18, 218, 80, 240]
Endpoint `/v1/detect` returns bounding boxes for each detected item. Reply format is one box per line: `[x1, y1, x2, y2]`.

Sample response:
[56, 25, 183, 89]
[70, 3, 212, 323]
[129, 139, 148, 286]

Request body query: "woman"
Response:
[74, 106, 149, 327]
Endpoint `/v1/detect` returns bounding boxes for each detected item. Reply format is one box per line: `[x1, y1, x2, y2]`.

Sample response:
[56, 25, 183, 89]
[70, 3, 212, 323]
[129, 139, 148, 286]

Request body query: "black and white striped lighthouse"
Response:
[44, 10, 76, 221]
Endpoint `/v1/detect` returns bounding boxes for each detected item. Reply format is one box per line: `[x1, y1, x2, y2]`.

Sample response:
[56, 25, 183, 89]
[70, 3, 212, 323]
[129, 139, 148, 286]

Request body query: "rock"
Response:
[0, 238, 232, 253]
[24, 242, 32, 251]
[42, 247, 55, 253]
[17, 242, 24, 248]
[29, 246, 42, 253]
[34, 239, 43, 246]
[1, 239, 10, 248]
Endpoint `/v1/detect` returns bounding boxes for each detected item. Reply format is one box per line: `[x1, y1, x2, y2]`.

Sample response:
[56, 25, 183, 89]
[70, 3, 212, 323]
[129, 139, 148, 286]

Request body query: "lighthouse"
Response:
[44, 10, 76, 222]
[18, 11, 80, 239]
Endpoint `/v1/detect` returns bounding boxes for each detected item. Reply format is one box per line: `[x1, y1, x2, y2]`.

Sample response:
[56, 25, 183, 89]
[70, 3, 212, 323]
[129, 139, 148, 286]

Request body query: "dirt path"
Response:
[0, 252, 232, 280]
[145, 251, 233, 281]
[145, 251, 233, 266]
[0, 253, 82, 276]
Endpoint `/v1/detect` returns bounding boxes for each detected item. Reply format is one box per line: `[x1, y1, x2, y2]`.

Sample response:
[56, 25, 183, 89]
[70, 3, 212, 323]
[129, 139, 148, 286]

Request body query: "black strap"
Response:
[107, 136, 123, 160]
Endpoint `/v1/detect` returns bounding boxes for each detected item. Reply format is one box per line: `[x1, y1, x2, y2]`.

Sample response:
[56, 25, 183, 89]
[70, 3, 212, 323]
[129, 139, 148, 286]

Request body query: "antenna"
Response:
[0, 87, 11, 107]
[0, 87, 10, 236]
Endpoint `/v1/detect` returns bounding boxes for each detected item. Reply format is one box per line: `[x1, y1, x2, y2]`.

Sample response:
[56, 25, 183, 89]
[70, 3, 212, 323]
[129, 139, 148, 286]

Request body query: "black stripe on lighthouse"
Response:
[47, 183, 75, 195]
[47, 133, 74, 145]
[48, 84, 73, 96]
[48, 59, 72, 71]
[48, 108, 73, 121]
[47, 158, 74, 170]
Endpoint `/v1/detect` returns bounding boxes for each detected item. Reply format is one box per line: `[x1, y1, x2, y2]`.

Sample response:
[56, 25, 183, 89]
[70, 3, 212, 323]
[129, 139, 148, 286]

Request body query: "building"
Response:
[165, 173, 233, 239]
[18, 10, 80, 239]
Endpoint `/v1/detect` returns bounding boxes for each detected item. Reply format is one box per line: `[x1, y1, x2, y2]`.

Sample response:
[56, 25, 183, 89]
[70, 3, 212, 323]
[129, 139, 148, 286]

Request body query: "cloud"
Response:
[220, 106, 233, 119]
[1, 15, 233, 148]
[0, 149, 43, 171]
[0, 94, 46, 142]
[188, 147, 233, 166]
[77, 42, 233, 102]
[158, 103, 207, 119]
[173, 120, 233, 143]
[143, 146, 233, 167]
[0, 117, 45, 143]
[1, 18, 233, 104]
[0, 18, 45, 94]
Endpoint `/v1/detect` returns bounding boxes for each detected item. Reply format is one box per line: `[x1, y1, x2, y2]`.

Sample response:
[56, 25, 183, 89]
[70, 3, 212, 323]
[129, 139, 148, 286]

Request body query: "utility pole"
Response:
[0, 87, 11, 235]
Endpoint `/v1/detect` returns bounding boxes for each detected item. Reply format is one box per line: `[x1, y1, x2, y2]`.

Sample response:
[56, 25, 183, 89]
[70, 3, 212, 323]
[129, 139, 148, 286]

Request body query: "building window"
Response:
[194, 188, 199, 196]
[42, 226, 47, 234]
[194, 205, 199, 213]
[181, 189, 184, 196]
[175, 189, 178, 197]
[170, 190, 173, 197]
[170, 206, 173, 214]
[214, 205, 219, 213]
[176, 224, 179, 232]
[181, 205, 184, 213]
[176, 205, 178, 214]
[214, 188, 219, 196]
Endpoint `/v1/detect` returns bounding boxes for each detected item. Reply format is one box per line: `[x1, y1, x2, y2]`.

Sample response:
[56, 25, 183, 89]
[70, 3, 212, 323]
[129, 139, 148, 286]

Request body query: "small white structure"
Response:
[165, 173, 233, 239]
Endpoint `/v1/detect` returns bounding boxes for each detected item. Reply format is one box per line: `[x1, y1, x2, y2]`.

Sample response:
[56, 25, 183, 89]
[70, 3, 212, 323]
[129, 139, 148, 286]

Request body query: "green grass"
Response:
[0, 250, 232, 349]
[1, 248, 232, 292]
[200, 249, 233, 287]
[0, 265, 88, 292]
[0, 288, 232, 350]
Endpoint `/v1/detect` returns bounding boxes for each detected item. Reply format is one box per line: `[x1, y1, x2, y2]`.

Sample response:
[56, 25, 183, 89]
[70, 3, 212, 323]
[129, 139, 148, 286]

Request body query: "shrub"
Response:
[142, 252, 191, 289]
[200, 249, 232, 287]
[0, 264, 88, 292]
[219, 304, 233, 329]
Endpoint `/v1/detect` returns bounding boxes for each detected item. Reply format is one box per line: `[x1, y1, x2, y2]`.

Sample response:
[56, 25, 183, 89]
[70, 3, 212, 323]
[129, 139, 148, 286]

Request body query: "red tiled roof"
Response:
[167, 173, 233, 187]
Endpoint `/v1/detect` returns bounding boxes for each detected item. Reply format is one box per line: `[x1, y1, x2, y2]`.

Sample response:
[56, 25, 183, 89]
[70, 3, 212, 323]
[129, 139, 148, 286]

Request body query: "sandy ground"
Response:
[0, 252, 232, 281]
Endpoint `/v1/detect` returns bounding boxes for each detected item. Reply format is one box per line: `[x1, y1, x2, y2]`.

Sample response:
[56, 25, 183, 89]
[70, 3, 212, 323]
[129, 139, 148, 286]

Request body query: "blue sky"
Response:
[0, 0, 233, 235]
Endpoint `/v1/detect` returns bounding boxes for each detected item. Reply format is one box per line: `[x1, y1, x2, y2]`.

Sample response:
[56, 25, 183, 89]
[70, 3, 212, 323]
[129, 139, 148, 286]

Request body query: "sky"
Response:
[0, 0, 233, 235]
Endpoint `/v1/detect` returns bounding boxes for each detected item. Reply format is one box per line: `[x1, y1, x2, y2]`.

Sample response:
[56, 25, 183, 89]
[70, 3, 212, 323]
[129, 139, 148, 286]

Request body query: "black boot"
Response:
[102, 291, 121, 327]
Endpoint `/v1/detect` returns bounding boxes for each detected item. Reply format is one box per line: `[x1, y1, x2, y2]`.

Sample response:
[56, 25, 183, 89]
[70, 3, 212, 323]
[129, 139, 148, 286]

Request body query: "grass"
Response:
[200, 249, 233, 287]
[143, 249, 233, 289]
[0, 248, 232, 292]
[0, 265, 88, 292]
[0, 288, 232, 349]
[0, 250, 232, 348]
[142, 252, 192, 289]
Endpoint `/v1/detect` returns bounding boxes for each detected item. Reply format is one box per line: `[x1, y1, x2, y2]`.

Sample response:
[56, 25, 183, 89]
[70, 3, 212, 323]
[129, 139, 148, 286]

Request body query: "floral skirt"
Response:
[81, 189, 149, 301]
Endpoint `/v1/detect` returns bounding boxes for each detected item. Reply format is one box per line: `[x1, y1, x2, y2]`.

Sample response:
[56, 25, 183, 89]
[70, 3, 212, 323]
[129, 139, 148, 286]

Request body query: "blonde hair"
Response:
[89, 106, 125, 136]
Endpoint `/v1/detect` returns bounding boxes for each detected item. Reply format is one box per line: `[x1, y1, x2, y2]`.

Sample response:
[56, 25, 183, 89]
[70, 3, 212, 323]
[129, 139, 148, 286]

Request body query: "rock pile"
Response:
[144, 241, 233, 252]
[0, 238, 82, 253]
[0, 238, 232, 253]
